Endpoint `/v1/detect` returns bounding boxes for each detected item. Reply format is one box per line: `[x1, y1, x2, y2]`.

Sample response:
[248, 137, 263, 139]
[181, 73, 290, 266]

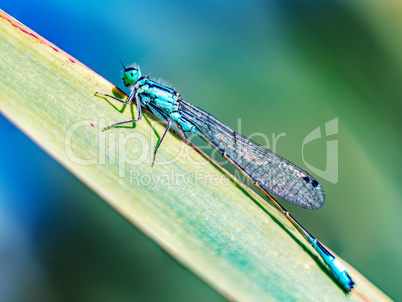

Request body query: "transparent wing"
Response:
[178, 99, 325, 209]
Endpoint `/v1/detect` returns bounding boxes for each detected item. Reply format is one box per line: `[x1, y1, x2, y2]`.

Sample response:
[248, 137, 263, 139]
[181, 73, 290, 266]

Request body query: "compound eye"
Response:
[122, 66, 141, 86]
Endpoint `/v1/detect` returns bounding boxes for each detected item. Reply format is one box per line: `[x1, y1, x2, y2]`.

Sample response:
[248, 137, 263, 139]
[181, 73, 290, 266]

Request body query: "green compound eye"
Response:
[123, 67, 141, 87]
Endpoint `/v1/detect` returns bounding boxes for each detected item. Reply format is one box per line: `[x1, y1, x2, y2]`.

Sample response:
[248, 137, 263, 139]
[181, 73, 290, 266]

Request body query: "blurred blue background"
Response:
[1, 1, 401, 301]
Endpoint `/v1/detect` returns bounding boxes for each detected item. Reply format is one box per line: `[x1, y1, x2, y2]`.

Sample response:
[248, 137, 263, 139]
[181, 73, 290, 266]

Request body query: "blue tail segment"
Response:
[309, 238, 355, 291]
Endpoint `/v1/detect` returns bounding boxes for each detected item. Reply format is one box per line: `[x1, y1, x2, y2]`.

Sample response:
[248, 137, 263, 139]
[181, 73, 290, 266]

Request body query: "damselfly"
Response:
[95, 63, 355, 291]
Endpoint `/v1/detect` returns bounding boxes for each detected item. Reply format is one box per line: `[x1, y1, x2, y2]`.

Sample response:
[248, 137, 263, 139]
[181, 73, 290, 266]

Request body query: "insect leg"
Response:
[94, 92, 126, 103]
[146, 103, 172, 166]
[102, 91, 143, 130]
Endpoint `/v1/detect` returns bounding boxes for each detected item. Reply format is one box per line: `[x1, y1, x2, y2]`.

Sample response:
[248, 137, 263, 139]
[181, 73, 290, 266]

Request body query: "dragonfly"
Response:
[95, 62, 355, 291]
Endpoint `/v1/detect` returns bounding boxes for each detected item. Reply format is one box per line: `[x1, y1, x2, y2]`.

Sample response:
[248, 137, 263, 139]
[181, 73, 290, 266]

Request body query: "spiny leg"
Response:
[94, 92, 126, 103]
[100, 90, 143, 130]
[147, 103, 172, 166]
[103, 114, 141, 130]
[152, 119, 172, 166]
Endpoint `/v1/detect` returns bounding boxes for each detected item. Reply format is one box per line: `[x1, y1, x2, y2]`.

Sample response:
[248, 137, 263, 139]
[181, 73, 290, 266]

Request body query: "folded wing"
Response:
[178, 99, 325, 209]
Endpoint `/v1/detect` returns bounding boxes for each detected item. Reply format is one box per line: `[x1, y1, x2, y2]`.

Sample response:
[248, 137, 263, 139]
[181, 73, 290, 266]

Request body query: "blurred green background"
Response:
[1, 0, 401, 301]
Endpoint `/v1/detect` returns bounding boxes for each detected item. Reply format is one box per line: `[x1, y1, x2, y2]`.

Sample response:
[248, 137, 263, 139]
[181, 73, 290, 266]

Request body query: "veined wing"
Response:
[178, 99, 325, 209]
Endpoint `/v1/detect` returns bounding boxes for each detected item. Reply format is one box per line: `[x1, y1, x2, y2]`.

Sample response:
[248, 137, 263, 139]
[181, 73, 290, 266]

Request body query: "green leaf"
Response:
[0, 10, 390, 301]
